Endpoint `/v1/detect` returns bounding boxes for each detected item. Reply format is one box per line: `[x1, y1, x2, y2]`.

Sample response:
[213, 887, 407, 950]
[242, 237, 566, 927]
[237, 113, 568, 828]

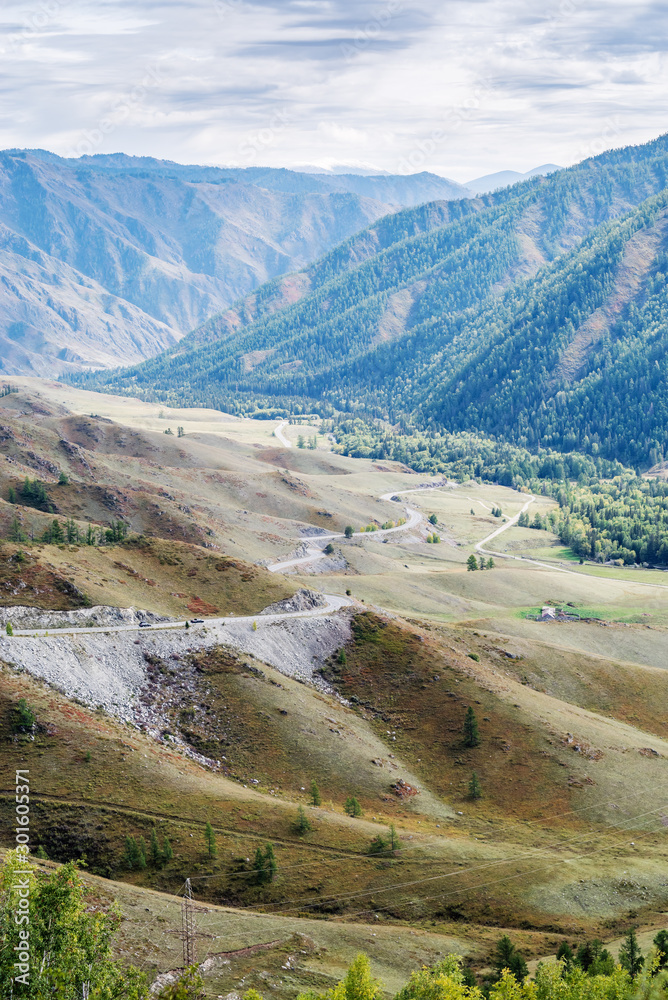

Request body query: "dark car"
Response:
[138, 621, 151, 628]
[189, 618, 204, 624]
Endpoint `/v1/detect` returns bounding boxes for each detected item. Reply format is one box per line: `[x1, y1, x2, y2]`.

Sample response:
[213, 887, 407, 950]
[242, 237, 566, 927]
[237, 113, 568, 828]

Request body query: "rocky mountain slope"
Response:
[0, 151, 469, 376]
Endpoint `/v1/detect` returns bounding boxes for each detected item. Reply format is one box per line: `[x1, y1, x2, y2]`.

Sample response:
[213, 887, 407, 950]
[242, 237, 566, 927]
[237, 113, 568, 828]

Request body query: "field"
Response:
[0, 379, 667, 995]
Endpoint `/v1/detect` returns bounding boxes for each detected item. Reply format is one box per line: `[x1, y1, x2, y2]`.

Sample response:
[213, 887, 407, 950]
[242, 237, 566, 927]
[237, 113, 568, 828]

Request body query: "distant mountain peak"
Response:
[466, 163, 562, 194]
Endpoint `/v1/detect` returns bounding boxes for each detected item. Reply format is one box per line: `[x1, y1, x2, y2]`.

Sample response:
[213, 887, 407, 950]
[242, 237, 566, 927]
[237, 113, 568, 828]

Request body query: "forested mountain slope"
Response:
[0, 151, 468, 375]
[87, 135, 668, 466]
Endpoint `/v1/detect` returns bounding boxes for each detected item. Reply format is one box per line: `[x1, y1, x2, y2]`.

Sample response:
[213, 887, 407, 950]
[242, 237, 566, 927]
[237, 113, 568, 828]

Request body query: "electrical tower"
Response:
[181, 878, 197, 968]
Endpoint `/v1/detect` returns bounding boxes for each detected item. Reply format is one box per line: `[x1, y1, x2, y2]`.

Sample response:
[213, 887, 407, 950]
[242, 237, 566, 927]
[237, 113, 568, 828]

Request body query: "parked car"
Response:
[139, 621, 151, 628]
[189, 618, 204, 624]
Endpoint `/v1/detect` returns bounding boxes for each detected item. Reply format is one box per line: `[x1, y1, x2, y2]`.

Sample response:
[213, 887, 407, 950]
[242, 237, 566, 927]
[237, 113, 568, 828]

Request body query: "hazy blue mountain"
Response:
[466, 163, 561, 194]
[0, 150, 470, 375]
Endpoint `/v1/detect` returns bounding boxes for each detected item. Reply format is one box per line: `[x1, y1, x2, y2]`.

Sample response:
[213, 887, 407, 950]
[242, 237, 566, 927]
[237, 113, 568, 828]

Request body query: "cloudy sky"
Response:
[0, 0, 665, 181]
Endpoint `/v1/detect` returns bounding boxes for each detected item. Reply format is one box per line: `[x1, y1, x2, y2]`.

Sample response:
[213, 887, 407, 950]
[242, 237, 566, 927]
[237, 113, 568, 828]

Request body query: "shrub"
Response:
[12, 698, 35, 733]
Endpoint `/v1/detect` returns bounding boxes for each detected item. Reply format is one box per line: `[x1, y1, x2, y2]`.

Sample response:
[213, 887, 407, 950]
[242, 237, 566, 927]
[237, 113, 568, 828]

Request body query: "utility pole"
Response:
[181, 878, 197, 968]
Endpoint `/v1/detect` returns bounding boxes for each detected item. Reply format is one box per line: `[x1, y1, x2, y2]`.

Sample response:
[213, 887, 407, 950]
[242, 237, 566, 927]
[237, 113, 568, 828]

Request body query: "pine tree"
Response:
[344, 796, 362, 817]
[263, 843, 277, 883]
[487, 557, 495, 569]
[338, 648, 347, 665]
[150, 827, 162, 867]
[205, 821, 217, 858]
[161, 835, 173, 863]
[478, 556, 486, 570]
[429, 514, 438, 525]
[294, 806, 312, 835]
[311, 780, 321, 806]
[8, 514, 26, 543]
[388, 824, 401, 854]
[619, 927, 644, 977]
[368, 833, 389, 855]
[253, 845, 266, 884]
[124, 836, 139, 869]
[137, 837, 147, 870]
[466, 554, 478, 571]
[556, 942, 574, 972]
[253, 843, 277, 885]
[493, 935, 528, 980]
[5, 622, 13, 636]
[7, 486, 16, 504]
[653, 929, 668, 969]
[468, 772, 482, 799]
[463, 706, 480, 747]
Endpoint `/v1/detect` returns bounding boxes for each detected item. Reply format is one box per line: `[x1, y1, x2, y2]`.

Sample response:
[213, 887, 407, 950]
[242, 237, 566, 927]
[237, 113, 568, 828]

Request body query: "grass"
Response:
[0, 382, 667, 992]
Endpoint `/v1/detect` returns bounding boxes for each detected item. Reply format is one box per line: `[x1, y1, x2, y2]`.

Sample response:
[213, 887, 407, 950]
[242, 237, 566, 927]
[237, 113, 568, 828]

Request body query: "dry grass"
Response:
[0, 381, 667, 991]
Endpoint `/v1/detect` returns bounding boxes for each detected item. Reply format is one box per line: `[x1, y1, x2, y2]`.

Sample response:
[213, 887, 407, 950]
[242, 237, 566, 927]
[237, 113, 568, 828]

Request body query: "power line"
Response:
[182, 878, 197, 968]
[249, 802, 668, 919]
[187, 778, 668, 886]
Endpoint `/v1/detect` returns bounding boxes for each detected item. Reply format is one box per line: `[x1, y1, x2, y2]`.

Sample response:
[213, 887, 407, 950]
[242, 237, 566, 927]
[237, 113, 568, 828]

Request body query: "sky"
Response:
[0, 0, 665, 182]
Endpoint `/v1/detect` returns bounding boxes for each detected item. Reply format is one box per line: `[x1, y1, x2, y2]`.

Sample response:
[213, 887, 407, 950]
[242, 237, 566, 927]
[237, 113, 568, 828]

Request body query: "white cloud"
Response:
[0, 0, 665, 178]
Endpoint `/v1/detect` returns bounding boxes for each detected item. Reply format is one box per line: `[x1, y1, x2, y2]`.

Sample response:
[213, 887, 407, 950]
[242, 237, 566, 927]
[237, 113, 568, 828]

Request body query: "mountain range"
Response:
[0, 150, 470, 375]
[84, 134, 668, 467]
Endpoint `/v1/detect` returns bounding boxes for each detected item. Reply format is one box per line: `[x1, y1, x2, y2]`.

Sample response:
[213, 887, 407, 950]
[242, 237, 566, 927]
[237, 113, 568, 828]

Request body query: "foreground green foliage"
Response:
[0, 852, 147, 999]
[279, 949, 668, 1000]
[0, 853, 209, 998]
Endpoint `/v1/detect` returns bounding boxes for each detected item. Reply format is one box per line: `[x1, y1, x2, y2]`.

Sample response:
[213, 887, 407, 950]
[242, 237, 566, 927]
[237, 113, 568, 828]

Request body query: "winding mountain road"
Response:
[14, 593, 352, 638]
[13, 449, 668, 638]
[273, 421, 292, 448]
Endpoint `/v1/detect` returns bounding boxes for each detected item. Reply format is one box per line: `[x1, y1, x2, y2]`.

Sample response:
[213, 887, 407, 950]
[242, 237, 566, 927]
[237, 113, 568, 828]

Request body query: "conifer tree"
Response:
[205, 821, 217, 858]
[124, 836, 139, 869]
[344, 796, 362, 817]
[137, 836, 147, 870]
[263, 843, 277, 883]
[468, 772, 482, 799]
[8, 514, 26, 543]
[493, 935, 528, 980]
[388, 824, 400, 854]
[466, 554, 478, 571]
[463, 707, 480, 747]
[654, 929, 668, 969]
[619, 927, 644, 977]
[161, 836, 173, 863]
[311, 780, 321, 806]
[294, 806, 312, 835]
[253, 844, 277, 884]
[253, 845, 266, 884]
[150, 827, 162, 867]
